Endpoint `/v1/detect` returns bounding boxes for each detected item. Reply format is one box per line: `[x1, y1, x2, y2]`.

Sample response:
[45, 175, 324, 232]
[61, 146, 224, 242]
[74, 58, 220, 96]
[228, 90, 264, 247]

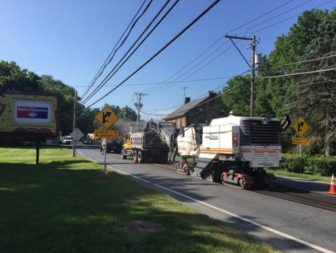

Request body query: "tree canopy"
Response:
[221, 8, 336, 155]
[0, 61, 137, 136]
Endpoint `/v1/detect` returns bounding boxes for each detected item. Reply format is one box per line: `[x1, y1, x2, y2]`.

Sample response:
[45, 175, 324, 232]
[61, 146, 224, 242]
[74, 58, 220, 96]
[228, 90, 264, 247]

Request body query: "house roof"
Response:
[165, 96, 209, 120]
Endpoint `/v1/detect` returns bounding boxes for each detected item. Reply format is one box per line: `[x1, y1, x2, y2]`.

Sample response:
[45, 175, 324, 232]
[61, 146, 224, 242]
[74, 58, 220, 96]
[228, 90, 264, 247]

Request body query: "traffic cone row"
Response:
[327, 173, 336, 195]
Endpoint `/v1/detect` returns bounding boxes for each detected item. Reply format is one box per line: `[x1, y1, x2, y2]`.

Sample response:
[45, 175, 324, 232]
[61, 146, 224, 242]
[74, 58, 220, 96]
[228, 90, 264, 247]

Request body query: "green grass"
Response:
[0, 147, 276, 253]
[266, 168, 331, 182]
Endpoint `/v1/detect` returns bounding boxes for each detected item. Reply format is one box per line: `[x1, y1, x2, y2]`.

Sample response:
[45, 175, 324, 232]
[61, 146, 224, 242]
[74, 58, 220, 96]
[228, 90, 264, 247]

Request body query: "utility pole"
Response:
[72, 90, 77, 158]
[250, 35, 257, 117]
[134, 92, 147, 123]
[225, 34, 257, 117]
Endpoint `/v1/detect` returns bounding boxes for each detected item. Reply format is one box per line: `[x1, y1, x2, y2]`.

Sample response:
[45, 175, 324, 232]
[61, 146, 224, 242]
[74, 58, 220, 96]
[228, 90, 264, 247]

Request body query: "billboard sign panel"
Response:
[0, 92, 59, 137]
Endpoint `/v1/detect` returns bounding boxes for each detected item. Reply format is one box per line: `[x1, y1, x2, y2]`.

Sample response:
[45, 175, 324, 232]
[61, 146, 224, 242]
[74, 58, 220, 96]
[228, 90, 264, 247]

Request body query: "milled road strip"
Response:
[78, 150, 333, 253]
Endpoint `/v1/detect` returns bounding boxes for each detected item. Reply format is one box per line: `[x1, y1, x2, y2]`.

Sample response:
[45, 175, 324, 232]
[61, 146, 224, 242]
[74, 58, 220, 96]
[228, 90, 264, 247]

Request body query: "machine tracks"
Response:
[254, 186, 336, 212]
[154, 162, 336, 212]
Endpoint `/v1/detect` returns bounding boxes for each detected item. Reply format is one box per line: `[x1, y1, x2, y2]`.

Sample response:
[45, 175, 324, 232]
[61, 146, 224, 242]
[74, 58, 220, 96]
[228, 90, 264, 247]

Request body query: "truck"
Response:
[120, 134, 132, 159]
[176, 113, 290, 188]
[130, 121, 176, 163]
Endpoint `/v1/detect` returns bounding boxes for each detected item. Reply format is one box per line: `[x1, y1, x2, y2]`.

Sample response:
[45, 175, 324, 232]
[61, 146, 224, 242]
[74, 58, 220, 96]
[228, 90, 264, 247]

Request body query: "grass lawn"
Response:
[0, 147, 276, 253]
[266, 168, 331, 183]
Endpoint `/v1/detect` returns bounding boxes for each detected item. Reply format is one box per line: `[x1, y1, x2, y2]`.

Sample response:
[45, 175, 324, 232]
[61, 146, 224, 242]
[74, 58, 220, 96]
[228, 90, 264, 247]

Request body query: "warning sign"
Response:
[96, 106, 118, 128]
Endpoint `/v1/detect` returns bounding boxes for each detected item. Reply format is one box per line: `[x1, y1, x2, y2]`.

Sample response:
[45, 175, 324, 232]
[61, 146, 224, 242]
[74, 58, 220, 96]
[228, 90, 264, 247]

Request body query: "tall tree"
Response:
[220, 75, 250, 116]
[290, 9, 336, 155]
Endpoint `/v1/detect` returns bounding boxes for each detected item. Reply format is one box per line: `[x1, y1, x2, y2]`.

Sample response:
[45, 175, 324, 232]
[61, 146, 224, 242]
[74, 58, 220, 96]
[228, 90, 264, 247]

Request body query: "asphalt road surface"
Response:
[77, 148, 335, 253]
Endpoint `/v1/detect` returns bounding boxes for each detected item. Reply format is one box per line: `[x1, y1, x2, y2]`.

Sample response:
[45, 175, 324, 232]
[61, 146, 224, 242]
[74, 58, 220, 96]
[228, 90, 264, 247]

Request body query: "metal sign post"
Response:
[95, 106, 119, 177]
[103, 137, 108, 176]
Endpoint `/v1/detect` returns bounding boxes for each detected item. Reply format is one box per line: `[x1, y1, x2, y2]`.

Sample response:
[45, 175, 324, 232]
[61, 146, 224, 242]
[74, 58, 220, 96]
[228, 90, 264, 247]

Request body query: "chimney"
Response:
[184, 97, 191, 104]
[208, 91, 215, 98]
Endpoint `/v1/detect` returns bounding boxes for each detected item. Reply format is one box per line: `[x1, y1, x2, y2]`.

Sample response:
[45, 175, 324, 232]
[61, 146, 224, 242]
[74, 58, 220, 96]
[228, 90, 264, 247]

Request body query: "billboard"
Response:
[0, 92, 59, 138]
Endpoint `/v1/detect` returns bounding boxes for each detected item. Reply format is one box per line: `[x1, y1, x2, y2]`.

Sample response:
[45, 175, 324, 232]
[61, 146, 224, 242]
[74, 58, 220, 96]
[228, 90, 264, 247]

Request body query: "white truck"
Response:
[176, 114, 289, 188]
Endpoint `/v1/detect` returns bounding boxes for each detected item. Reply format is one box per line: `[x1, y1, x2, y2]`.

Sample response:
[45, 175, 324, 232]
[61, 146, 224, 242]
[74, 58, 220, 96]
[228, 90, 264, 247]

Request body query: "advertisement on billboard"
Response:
[0, 92, 59, 137]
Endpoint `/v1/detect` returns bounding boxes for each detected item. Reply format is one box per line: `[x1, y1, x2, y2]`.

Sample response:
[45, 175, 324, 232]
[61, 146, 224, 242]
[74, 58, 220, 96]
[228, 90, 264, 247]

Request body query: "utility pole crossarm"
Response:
[225, 34, 253, 41]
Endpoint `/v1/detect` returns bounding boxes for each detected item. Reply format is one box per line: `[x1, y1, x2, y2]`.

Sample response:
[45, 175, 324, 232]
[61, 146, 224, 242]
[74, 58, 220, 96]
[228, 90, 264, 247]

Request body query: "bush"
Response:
[280, 154, 336, 176]
[280, 154, 306, 173]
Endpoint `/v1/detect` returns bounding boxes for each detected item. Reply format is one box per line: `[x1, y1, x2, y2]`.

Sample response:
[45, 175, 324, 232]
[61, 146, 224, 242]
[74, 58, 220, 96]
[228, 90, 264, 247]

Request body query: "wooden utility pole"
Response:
[250, 35, 257, 117]
[225, 34, 257, 116]
[134, 92, 147, 123]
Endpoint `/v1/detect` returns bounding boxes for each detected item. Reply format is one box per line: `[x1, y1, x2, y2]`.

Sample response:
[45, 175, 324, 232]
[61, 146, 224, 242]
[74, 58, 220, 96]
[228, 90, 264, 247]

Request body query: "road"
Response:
[77, 147, 336, 253]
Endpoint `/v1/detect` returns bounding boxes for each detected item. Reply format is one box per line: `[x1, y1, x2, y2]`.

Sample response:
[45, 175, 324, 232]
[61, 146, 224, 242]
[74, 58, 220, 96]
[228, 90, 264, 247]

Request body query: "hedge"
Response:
[279, 154, 336, 176]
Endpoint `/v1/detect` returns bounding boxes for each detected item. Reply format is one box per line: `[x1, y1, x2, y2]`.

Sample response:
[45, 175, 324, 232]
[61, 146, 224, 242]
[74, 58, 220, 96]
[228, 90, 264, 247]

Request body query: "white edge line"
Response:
[77, 150, 333, 253]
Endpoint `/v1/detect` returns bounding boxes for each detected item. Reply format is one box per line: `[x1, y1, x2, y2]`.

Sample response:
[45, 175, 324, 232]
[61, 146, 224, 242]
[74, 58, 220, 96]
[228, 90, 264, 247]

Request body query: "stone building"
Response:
[164, 91, 229, 128]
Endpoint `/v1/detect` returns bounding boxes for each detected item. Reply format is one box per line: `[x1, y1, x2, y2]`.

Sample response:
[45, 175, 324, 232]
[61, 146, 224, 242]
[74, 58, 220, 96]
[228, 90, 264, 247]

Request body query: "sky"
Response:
[0, 0, 335, 120]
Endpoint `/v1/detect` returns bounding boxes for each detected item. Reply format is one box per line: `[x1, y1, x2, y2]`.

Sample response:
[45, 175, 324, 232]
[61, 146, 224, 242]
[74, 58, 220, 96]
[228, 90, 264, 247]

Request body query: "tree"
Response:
[119, 106, 137, 121]
[220, 75, 250, 116]
[0, 61, 40, 92]
[39, 75, 76, 135]
[289, 9, 336, 156]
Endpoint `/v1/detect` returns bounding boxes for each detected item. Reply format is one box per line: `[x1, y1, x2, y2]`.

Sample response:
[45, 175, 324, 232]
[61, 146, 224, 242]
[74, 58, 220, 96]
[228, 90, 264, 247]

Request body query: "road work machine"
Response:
[176, 114, 289, 188]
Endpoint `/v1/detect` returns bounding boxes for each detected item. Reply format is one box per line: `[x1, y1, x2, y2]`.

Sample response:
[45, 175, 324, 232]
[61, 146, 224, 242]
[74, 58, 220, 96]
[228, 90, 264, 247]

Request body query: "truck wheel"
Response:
[138, 151, 143, 163]
[121, 149, 127, 159]
[238, 178, 247, 189]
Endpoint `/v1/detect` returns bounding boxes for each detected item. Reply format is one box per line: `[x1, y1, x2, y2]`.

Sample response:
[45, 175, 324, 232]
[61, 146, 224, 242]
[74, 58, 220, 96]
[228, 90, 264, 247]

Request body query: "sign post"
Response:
[292, 117, 309, 158]
[95, 106, 119, 177]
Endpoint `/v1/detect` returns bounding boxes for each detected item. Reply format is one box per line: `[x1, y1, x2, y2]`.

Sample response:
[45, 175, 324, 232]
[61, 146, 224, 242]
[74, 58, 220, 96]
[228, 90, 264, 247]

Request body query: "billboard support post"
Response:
[36, 136, 40, 165]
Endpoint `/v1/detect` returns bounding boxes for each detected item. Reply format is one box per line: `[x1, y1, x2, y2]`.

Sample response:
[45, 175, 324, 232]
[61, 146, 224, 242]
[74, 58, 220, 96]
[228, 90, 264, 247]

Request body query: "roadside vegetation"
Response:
[1, 8, 335, 183]
[267, 154, 336, 183]
[0, 147, 276, 253]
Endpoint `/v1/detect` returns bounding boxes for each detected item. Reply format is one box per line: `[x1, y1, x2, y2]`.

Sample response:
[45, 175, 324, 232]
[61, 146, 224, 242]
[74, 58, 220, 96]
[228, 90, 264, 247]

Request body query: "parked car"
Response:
[62, 136, 73, 145]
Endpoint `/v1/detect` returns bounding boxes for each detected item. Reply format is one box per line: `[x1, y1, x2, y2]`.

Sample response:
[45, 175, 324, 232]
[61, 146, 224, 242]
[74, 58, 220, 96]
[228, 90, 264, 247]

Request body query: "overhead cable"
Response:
[87, 0, 221, 108]
[82, 0, 178, 104]
[258, 67, 336, 79]
[81, 0, 152, 101]
[140, 0, 298, 95]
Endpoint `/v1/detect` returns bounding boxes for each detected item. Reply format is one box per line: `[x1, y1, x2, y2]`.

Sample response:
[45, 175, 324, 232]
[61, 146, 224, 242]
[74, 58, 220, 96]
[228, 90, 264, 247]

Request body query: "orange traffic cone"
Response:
[327, 173, 336, 195]
[133, 155, 138, 164]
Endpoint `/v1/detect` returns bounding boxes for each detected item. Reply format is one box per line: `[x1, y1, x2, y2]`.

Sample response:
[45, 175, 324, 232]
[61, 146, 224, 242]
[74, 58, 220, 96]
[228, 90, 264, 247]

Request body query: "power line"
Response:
[245, 0, 313, 33]
[258, 67, 336, 79]
[142, 70, 250, 117]
[284, 53, 336, 66]
[82, 0, 179, 104]
[251, 0, 333, 34]
[147, 44, 233, 95]
[228, 0, 294, 33]
[140, 0, 299, 95]
[81, 0, 151, 101]
[87, 0, 221, 108]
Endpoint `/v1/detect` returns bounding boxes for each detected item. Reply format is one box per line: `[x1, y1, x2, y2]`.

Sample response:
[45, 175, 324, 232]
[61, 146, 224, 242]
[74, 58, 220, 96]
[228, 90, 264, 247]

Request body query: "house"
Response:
[164, 91, 229, 128]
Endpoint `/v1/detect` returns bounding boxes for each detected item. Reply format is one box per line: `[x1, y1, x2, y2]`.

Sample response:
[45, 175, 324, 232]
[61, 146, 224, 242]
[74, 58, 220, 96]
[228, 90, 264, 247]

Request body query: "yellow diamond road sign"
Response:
[96, 106, 118, 128]
[293, 117, 309, 136]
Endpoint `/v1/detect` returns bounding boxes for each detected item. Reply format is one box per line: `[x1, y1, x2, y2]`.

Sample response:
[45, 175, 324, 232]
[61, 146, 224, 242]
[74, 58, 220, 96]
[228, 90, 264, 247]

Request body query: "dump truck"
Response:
[130, 121, 176, 163]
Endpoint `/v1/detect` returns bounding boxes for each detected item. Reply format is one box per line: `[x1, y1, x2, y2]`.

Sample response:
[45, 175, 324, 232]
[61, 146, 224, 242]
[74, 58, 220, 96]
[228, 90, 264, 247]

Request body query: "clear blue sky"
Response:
[0, 0, 335, 120]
